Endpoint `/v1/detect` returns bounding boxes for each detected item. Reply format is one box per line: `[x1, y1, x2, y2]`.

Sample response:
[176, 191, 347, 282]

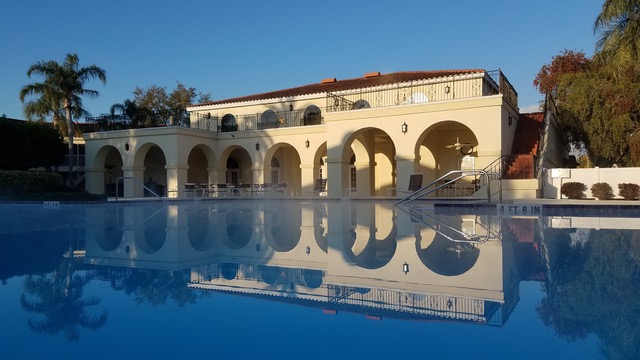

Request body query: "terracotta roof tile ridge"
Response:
[191, 69, 488, 107]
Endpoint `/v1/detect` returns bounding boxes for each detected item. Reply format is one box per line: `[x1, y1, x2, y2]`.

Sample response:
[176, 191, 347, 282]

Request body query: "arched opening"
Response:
[221, 114, 237, 132]
[342, 128, 396, 196]
[143, 145, 167, 197]
[259, 110, 277, 129]
[303, 105, 322, 125]
[102, 146, 123, 197]
[187, 146, 209, 185]
[418, 122, 478, 186]
[264, 143, 302, 195]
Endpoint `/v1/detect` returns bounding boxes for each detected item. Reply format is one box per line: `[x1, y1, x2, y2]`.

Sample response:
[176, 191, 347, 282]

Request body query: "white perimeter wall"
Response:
[543, 167, 640, 199]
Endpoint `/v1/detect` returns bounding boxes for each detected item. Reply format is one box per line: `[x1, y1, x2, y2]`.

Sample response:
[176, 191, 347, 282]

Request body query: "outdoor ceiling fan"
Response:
[445, 136, 473, 151]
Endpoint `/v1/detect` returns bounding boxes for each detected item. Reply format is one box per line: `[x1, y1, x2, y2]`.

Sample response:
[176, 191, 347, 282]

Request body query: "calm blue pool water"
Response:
[0, 200, 638, 359]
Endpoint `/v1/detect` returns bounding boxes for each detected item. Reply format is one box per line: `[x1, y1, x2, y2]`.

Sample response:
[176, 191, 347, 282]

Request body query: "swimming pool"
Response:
[0, 200, 638, 359]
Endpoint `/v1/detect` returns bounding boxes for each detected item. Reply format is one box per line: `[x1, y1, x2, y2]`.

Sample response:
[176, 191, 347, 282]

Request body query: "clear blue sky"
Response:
[1, 0, 603, 120]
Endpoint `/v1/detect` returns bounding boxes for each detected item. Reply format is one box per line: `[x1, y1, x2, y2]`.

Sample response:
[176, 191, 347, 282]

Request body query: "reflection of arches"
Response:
[303, 105, 322, 125]
[264, 206, 301, 252]
[221, 263, 238, 280]
[140, 207, 166, 254]
[260, 265, 281, 284]
[221, 114, 237, 132]
[188, 211, 213, 251]
[224, 210, 252, 249]
[303, 269, 323, 288]
[313, 204, 328, 253]
[416, 233, 480, 276]
[343, 225, 397, 269]
[96, 208, 123, 251]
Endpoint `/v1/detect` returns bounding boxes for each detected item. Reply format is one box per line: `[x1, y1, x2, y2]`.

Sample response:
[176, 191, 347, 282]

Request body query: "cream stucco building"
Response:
[84, 69, 561, 199]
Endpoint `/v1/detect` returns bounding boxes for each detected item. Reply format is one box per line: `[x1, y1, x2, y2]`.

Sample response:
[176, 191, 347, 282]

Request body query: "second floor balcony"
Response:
[85, 70, 517, 134]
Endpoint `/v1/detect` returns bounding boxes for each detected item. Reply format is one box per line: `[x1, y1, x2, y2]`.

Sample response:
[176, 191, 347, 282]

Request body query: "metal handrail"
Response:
[114, 176, 168, 203]
[396, 170, 501, 205]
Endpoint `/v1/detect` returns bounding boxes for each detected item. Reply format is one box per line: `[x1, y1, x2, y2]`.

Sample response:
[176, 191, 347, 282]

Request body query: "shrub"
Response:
[618, 183, 640, 200]
[590, 182, 614, 200]
[561, 182, 587, 199]
[0, 170, 63, 194]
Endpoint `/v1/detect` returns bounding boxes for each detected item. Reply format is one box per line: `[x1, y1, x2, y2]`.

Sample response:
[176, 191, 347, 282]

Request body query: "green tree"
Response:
[557, 70, 640, 166]
[133, 82, 212, 126]
[0, 119, 66, 170]
[535, 50, 640, 166]
[594, 0, 640, 77]
[20, 54, 106, 183]
[110, 99, 152, 129]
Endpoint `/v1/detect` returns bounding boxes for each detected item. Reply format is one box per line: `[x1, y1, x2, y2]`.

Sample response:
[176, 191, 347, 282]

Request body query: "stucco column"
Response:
[122, 166, 145, 198]
[300, 163, 316, 193]
[84, 167, 105, 195]
[207, 168, 216, 186]
[325, 157, 346, 199]
[165, 164, 188, 198]
[252, 167, 263, 185]
[213, 168, 227, 185]
[395, 154, 419, 197]
[353, 160, 371, 197]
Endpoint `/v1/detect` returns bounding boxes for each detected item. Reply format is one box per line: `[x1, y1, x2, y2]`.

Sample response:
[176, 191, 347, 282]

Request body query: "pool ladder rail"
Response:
[396, 170, 502, 206]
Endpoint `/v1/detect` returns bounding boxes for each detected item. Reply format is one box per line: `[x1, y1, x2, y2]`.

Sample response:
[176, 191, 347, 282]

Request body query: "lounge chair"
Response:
[397, 174, 423, 196]
[307, 178, 327, 196]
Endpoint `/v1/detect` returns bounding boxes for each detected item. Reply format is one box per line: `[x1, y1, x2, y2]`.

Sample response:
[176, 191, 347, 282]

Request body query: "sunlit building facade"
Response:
[84, 69, 561, 199]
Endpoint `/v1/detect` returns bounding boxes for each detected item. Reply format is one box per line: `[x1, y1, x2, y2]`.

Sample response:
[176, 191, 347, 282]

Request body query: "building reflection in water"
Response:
[84, 200, 544, 326]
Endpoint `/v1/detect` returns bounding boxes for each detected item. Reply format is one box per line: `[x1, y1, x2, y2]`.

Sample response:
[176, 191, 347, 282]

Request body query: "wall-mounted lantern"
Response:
[125, 142, 130, 152]
[403, 262, 409, 275]
[255, 142, 260, 151]
[305, 139, 310, 148]
[401, 122, 408, 134]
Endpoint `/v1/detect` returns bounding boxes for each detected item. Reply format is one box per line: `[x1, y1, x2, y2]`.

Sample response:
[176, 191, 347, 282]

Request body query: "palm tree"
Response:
[21, 256, 107, 342]
[110, 99, 151, 129]
[593, 0, 640, 76]
[20, 54, 106, 184]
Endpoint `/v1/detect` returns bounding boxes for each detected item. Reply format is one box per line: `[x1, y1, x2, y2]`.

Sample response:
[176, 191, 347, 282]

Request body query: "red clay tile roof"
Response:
[191, 69, 485, 107]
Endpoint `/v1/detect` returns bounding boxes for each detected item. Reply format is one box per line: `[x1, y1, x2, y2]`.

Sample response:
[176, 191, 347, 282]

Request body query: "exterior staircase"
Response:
[503, 112, 544, 179]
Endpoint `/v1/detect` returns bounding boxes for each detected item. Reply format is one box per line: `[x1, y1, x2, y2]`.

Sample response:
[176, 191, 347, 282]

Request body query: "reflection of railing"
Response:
[399, 206, 501, 244]
[114, 176, 168, 203]
[327, 284, 503, 326]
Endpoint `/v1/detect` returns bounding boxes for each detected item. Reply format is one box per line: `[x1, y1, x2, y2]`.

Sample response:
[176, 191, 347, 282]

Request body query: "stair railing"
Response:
[114, 176, 168, 203]
[396, 169, 501, 205]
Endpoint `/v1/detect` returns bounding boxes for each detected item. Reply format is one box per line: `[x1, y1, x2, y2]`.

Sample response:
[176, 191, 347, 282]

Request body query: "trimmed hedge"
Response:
[591, 182, 614, 200]
[0, 170, 64, 194]
[561, 182, 587, 199]
[619, 183, 640, 200]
